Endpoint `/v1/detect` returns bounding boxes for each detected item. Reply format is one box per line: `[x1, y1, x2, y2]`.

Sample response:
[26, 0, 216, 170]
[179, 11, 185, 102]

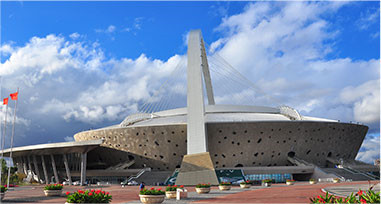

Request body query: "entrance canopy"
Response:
[1, 139, 103, 157]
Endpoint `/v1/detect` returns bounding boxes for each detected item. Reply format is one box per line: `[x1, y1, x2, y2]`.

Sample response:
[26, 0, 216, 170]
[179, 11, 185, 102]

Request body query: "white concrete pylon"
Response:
[186, 29, 214, 155]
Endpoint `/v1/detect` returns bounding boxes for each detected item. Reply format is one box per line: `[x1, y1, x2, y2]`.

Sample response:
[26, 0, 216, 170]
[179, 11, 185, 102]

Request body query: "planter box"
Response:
[139, 194, 165, 204]
[195, 187, 210, 194]
[44, 190, 62, 196]
[165, 191, 176, 199]
[263, 183, 271, 187]
[286, 181, 294, 185]
[309, 180, 317, 184]
[219, 185, 231, 191]
[240, 184, 251, 188]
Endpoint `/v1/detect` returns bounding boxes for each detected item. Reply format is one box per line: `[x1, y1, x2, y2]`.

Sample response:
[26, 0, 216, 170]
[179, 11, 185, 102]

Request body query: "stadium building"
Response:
[4, 30, 379, 185]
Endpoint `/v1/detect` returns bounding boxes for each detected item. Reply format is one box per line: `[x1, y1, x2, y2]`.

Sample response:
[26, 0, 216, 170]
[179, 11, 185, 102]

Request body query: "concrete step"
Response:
[135, 171, 172, 185]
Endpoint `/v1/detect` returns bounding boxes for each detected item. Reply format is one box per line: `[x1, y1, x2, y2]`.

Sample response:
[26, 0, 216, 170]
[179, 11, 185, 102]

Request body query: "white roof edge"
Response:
[2, 139, 104, 153]
[153, 104, 280, 117]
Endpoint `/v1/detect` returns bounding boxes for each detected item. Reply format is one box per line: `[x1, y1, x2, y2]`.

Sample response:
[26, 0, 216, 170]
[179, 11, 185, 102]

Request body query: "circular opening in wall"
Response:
[224, 136, 227, 140]
[176, 165, 180, 168]
[214, 154, 217, 157]
[278, 153, 281, 156]
[136, 132, 139, 136]
[235, 164, 243, 167]
[232, 141, 235, 144]
[222, 165, 226, 167]
[173, 153, 176, 156]
[244, 130, 247, 133]
[215, 161, 219, 164]
[237, 142, 240, 146]
[222, 154, 226, 158]
[181, 130, 184, 133]
[160, 155, 164, 159]
[176, 144, 179, 147]
[287, 151, 296, 158]
[277, 141, 279, 143]
[306, 150, 311, 155]
[161, 132, 164, 135]
[271, 129, 274, 131]
[254, 153, 258, 157]
[327, 152, 332, 157]
[252, 162, 256, 164]
[248, 140, 251, 143]
[218, 141, 221, 143]
[257, 138, 262, 143]
[155, 141, 159, 146]
[261, 152, 264, 155]
[240, 152, 243, 155]
[232, 131, 236, 135]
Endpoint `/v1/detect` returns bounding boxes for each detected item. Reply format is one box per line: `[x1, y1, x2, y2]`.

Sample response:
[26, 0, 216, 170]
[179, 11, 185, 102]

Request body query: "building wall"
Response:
[74, 121, 368, 171]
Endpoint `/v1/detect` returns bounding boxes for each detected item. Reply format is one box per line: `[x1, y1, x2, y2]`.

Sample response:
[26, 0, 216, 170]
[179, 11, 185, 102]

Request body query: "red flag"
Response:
[3, 98, 8, 105]
[10, 92, 18, 100]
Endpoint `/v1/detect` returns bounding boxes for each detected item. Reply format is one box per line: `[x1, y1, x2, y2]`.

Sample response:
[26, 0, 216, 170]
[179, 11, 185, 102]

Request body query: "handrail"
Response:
[128, 168, 151, 182]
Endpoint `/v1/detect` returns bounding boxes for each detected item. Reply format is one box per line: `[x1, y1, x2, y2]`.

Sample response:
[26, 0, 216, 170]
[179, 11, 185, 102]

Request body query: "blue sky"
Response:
[0, 1, 380, 163]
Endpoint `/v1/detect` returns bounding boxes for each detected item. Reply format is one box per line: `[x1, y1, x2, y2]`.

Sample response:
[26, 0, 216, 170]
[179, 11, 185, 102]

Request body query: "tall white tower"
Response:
[175, 30, 219, 185]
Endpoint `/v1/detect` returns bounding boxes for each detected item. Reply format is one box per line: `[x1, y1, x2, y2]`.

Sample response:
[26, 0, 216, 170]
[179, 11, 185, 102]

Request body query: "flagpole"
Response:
[7, 88, 18, 188]
[0, 103, 8, 188]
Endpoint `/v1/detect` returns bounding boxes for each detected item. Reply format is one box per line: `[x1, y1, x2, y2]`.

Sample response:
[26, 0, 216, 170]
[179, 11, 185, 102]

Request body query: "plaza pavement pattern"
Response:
[1, 181, 378, 203]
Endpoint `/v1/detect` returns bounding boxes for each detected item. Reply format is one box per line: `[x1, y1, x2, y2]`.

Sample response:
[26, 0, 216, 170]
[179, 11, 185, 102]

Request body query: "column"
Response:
[32, 155, 41, 183]
[63, 154, 72, 185]
[27, 156, 32, 173]
[80, 152, 87, 186]
[50, 154, 59, 183]
[22, 157, 28, 175]
[41, 155, 49, 185]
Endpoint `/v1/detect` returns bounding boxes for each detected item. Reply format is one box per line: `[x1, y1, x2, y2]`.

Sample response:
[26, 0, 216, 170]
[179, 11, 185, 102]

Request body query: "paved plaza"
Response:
[1, 181, 378, 203]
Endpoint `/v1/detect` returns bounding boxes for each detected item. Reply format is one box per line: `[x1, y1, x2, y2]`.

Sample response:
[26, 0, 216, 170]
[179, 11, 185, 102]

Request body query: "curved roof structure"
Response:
[119, 104, 338, 128]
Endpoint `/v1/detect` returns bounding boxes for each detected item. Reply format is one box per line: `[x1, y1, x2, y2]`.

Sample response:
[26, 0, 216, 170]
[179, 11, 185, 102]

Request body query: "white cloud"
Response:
[69, 32, 80, 39]
[95, 25, 116, 33]
[356, 136, 380, 164]
[0, 2, 378, 164]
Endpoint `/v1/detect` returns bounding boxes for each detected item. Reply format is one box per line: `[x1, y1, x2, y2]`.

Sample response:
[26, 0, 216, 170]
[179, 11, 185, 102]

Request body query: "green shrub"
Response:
[139, 187, 165, 195]
[66, 189, 112, 203]
[196, 183, 211, 188]
[219, 182, 232, 186]
[44, 184, 63, 190]
[310, 189, 380, 203]
[166, 185, 184, 191]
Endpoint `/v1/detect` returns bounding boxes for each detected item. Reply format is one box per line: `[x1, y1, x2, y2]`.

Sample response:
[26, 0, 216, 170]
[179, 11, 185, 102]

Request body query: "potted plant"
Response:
[262, 179, 272, 187]
[240, 180, 251, 188]
[44, 184, 63, 196]
[66, 189, 112, 203]
[165, 185, 184, 199]
[286, 179, 295, 185]
[0, 185, 7, 201]
[333, 178, 340, 183]
[195, 183, 211, 194]
[219, 182, 232, 191]
[139, 187, 165, 204]
[309, 178, 317, 184]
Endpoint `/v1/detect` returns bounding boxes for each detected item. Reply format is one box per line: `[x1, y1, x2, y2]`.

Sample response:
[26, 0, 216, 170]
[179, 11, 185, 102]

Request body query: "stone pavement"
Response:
[1, 181, 378, 203]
